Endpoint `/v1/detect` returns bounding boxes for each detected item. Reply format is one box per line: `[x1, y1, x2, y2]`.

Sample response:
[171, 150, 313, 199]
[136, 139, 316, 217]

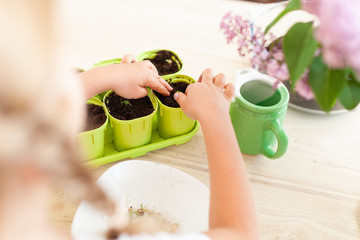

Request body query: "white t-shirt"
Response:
[76, 233, 210, 240]
[118, 233, 210, 240]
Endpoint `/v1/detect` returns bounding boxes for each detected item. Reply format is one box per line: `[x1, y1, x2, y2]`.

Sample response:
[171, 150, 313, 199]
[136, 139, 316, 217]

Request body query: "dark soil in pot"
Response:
[85, 104, 107, 131]
[105, 92, 154, 120]
[154, 81, 189, 108]
[143, 50, 182, 75]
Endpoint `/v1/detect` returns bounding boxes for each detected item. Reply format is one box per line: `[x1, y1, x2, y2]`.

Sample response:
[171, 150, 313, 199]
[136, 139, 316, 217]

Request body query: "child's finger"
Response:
[224, 82, 235, 101]
[214, 73, 226, 88]
[145, 76, 170, 96]
[198, 68, 214, 82]
[198, 68, 214, 84]
[121, 55, 136, 64]
[174, 92, 186, 107]
[158, 76, 173, 92]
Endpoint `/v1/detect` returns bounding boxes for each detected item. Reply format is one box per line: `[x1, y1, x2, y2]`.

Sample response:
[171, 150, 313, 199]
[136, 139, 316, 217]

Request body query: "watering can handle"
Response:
[262, 119, 288, 159]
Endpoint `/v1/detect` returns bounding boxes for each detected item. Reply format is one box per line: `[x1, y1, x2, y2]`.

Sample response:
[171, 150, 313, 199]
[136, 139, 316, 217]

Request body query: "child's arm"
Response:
[175, 69, 259, 240]
[79, 55, 172, 100]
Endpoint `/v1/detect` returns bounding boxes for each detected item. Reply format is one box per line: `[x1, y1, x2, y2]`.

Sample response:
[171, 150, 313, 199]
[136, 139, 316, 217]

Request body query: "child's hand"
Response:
[109, 61, 172, 99]
[107, 54, 172, 98]
[80, 54, 172, 100]
[174, 68, 234, 123]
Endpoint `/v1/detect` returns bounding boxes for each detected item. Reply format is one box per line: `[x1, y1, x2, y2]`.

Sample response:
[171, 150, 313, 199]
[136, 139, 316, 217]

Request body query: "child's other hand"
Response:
[109, 54, 172, 98]
[174, 68, 234, 123]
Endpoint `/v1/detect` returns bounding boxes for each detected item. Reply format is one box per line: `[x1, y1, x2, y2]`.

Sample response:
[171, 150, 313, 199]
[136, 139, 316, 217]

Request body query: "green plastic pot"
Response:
[93, 58, 122, 68]
[156, 74, 196, 139]
[78, 97, 108, 160]
[104, 89, 158, 151]
[101, 90, 114, 144]
[137, 49, 183, 76]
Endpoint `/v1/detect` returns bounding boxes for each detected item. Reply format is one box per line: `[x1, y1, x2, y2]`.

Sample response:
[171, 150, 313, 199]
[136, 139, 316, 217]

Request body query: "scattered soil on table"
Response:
[143, 50, 182, 75]
[155, 81, 189, 108]
[84, 104, 107, 131]
[105, 92, 154, 120]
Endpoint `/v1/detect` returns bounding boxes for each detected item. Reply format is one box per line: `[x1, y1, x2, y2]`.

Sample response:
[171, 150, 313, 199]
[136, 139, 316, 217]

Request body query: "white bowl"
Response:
[71, 160, 210, 238]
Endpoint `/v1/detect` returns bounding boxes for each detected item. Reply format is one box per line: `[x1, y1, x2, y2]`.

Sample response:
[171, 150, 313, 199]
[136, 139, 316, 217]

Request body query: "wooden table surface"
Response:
[51, 1, 360, 239]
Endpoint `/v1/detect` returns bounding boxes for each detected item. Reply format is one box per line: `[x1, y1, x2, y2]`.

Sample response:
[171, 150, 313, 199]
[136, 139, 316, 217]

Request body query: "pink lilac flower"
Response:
[255, 39, 290, 82]
[220, 12, 251, 46]
[273, 50, 284, 62]
[266, 59, 279, 78]
[301, 0, 320, 15]
[276, 63, 290, 82]
[295, 71, 315, 100]
[220, 12, 272, 62]
[303, 0, 360, 75]
[220, 11, 315, 99]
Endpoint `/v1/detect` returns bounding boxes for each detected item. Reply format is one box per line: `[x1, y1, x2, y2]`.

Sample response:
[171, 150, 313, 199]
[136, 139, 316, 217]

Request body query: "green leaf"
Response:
[349, 68, 360, 83]
[121, 100, 132, 106]
[283, 22, 318, 87]
[265, 0, 302, 34]
[309, 57, 347, 112]
[338, 71, 360, 110]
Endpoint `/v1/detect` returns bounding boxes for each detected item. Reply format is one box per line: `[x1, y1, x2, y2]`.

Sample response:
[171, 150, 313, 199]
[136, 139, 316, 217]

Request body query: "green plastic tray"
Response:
[86, 120, 199, 167]
[85, 50, 197, 167]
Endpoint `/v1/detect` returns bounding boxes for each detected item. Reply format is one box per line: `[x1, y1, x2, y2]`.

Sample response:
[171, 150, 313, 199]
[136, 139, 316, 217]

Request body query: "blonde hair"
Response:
[0, 0, 116, 218]
[0, 1, 173, 237]
[0, 0, 80, 164]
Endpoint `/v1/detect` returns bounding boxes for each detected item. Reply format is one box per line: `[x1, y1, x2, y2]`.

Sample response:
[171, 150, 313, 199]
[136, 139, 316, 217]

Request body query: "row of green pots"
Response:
[93, 49, 183, 101]
[78, 74, 196, 160]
